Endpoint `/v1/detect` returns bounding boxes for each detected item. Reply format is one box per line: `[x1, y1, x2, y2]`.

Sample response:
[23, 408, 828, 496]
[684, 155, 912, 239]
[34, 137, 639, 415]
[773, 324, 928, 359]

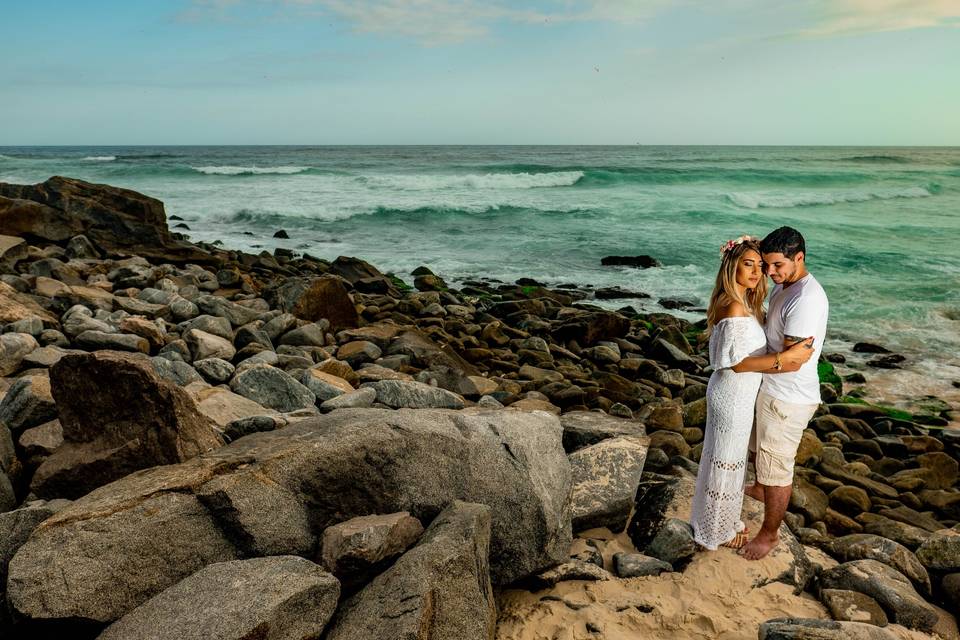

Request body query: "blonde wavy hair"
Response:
[707, 238, 767, 330]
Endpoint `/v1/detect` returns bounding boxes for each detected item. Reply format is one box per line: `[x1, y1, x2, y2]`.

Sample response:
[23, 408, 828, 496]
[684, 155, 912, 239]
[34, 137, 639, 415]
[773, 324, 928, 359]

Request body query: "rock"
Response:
[943, 573, 960, 612]
[30, 351, 223, 499]
[414, 274, 446, 291]
[569, 435, 650, 532]
[531, 560, 612, 589]
[820, 589, 889, 626]
[867, 354, 905, 369]
[791, 475, 829, 523]
[324, 501, 495, 640]
[853, 342, 891, 354]
[559, 410, 647, 452]
[823, 534, 931, 596]
[915, 529, 960, 572]
[612, 552, 673, 578]
[857, 513, 932, 550]
[819, 559, 939, 632]
[66, 234, 100, 259]
[0, 333, 38, 376]
[338, 340, 382, 367]
[829, 486, 872, 516]
[300, 368, 353, 402]
[0, 282, 58, 327]
[229, 364, 316, 412]
[644, 518, 697, 567]
[0, 499, 72, 626]
[876, 505, 944, 533]
[363, 379, 465, 409]
[193, 358, 235, 384]
[320, 387, 377, 411]
[386, 329, 479, 376]
[646, 403, 684, 432]
[0, 375, 57, 434]
[0, 234, 28, 268]
[321, 512, 424, 590]
[18, 418, 64, 459]
[915, 452, 959, 490]
[194, 295, 261, 328]
[682, 397, 707, 429]
[184, 328, 236, 362]
[267, 276, 359, 331]
[6, 408, 569, 624]
[150, 357, 204, 386]
[600, 255, 661, 268]
[98, 556, 340, 640]
[180, 315, 234, 341]
[795, 429, 824, 465]
[75, 330, 150, 354]
[758, 618, 900, 640]
[552, 310, 631, 347]
[648, 430, 690, 459]
[627, 474, 694, 550]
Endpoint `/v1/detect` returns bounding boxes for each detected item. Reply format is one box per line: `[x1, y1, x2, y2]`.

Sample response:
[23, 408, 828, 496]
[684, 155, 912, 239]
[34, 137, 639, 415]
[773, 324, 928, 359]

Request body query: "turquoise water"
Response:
[2, 146, 959, 411]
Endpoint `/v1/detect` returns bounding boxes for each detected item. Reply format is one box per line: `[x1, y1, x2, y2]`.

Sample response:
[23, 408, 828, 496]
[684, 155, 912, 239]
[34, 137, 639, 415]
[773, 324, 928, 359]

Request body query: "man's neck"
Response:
[782, 266, 809, 289]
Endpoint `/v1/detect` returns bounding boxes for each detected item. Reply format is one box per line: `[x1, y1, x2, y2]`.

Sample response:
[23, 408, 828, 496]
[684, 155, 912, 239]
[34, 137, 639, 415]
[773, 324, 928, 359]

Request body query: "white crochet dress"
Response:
[690, 316, 767, 550]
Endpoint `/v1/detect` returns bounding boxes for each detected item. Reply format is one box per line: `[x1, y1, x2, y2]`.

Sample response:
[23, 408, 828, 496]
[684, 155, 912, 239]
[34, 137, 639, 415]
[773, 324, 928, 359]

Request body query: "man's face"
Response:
[761, 251, 801, 285]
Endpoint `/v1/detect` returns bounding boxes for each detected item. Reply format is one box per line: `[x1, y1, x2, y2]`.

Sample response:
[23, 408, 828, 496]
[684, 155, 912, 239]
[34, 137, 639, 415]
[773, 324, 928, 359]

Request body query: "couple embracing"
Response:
[689, 226, 828, 560]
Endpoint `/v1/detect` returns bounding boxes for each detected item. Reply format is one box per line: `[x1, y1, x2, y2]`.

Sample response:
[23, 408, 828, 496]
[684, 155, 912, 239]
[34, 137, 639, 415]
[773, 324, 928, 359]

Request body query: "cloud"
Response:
[179, 0, 960, 44]
[799, 0, 960, 38]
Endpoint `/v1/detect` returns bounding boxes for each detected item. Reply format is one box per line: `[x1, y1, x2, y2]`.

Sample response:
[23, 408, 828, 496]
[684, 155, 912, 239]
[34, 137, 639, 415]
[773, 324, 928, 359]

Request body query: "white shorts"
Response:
[750, 391, 818, 487]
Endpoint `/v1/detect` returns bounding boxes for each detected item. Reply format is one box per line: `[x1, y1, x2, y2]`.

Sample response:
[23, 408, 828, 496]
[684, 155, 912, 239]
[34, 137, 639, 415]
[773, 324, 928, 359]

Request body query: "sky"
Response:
[1, 0, 959, 145]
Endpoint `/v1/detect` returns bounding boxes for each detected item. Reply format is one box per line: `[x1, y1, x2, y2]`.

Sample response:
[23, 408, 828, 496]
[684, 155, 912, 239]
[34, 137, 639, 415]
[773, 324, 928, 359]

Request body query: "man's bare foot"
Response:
[738, 533, 778, 560]
[744, 484, 764, 502]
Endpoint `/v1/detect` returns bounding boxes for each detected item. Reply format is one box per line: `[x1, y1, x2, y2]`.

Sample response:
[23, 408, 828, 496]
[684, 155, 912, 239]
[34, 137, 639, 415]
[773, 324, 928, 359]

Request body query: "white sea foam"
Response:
[727, 186, 933, 209]
[83, 155, 117, 161]
[363, 171, 584, 191]
[192, 165, 312, 175]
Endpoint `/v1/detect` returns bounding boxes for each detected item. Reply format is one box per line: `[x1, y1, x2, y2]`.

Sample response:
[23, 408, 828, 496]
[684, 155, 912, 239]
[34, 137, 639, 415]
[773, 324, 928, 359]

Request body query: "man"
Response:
[740, 226, 828, 560]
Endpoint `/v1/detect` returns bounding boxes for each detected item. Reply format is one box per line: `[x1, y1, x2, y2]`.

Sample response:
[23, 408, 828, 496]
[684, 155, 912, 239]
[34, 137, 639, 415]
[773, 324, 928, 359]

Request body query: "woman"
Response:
[689, 235, 814, 550]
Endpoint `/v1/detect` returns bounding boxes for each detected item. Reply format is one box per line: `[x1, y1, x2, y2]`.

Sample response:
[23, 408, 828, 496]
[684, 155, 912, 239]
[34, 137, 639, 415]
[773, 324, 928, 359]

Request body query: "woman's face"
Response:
[735, 249, 763, 290]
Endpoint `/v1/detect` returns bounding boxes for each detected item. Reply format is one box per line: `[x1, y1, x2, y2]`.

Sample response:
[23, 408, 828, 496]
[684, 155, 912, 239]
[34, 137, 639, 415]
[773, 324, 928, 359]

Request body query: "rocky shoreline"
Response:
[0, 176, 958, 639]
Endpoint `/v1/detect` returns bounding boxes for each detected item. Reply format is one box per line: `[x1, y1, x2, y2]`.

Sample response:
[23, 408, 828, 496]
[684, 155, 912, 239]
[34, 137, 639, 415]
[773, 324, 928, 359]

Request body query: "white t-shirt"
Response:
[760, 273, 829, 405]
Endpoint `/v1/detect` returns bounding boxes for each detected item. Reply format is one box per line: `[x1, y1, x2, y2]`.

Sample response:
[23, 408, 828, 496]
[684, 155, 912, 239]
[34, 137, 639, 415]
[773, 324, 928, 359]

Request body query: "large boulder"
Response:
[569, 435, 649, 532]
[97, 557, 340, 640]
[266, 276, 359, 331]
[822, 534, 931, 596]
[324, 501, 495, 640]
[558, 410, 647, 453]
[31, 351, 223, 499]
[386, 329, 479, 376]
[6, 408, 570, 626]
[819, 559, 940, 632]
[0, 177, 213, 263]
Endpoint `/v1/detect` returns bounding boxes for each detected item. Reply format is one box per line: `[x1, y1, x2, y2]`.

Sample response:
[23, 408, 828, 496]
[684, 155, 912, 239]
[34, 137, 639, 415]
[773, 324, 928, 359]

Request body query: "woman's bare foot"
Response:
[738, 532, 778, 560]
[744, 484, 764, 502]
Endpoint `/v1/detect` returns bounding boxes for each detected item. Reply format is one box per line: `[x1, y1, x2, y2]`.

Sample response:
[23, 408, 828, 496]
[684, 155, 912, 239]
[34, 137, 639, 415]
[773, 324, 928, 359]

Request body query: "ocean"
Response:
[2, 145, 958, 416]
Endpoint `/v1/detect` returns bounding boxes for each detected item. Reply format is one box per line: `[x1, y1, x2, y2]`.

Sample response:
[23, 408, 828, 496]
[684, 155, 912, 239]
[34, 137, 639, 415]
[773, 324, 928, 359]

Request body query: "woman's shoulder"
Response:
[714, 300, 751, 321]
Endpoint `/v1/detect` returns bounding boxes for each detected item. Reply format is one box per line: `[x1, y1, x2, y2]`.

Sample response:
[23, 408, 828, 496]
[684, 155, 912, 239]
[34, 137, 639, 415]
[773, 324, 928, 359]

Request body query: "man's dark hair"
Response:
[760, 226, 806, 259]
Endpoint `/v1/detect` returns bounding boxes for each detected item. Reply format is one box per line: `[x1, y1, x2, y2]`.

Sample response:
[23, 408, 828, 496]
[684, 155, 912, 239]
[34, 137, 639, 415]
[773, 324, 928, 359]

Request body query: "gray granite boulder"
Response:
[150, 357, 204, 386]
[0, 332, 38, 376]
[229, 364, 316, 412]
[193, 358, 235, 385]
[823, 534, 931, 596]
[97, 556, 339, 640]
[644, 518, 697, 568]
[320, 387, 377, 411]
[6, 408, 570, 626]
[568, 435, 649, 532]
[559, 410, 647, 453]
[324, 501, 494, 640]
[0, 374, 57, 434]
[819, 559, 940, 632]
[362, 379, 465, 409]
[184, 329, 235, 362]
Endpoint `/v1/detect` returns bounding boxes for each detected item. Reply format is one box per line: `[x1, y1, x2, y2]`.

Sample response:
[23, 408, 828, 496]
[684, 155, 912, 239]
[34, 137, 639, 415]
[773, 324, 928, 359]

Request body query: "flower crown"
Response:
[719, 235, 757, 257]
